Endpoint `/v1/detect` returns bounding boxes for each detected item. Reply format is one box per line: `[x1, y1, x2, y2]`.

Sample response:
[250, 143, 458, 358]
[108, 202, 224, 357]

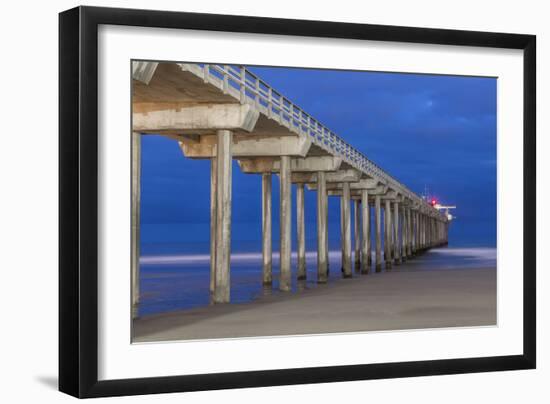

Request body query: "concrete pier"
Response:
[317, 171, 328, 283]
[296, 183, 306, 280]
[279, 155, 292, 292]
[375, 195, 382, 272]
[262, 173, 272, 285]
[341, 182, 352, 278]
[131, 61, 451, 306]
[214, 130, 233, 303]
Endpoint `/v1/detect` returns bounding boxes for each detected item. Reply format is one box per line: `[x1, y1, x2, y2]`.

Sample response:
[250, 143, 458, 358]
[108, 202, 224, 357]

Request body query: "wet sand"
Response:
[133, 265, 496, 342]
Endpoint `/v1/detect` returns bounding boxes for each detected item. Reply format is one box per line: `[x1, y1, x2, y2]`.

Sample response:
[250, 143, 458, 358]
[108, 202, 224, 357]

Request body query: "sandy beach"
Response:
[133, 263, 496, 342]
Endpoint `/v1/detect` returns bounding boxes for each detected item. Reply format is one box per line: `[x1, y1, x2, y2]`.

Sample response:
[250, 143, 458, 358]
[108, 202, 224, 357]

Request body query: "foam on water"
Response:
[140, 251, 345, 266]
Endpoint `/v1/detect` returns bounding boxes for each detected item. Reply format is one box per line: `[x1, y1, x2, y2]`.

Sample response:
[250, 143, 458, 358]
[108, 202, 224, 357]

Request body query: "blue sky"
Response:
[139, 66, 496, 253]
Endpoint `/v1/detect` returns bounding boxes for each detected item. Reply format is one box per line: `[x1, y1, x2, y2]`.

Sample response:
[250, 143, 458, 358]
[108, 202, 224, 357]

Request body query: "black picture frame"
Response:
[59, 5, 536, 398]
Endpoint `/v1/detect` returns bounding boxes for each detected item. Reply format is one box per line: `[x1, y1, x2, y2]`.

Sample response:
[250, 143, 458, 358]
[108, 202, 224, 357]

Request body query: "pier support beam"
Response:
[403, 207, 408, 256]
[131, 132, 141, 317]
[422, 214, 430, 250]
[420, 214, 424, 250]
[297, 183, 306, 280]
[317, 171, 328, 283]
[340, 198, 344, 270]
[262, 173, 272, 285]
[375, 195, 382, 272]
[213, 129, 233, 303]
[418, 213, 426, 252]
[367, 201, 372, 267]
[433, 218, 437, 246]
[424, 215, 430, 250]
[427, 217, 432, 247]
[326, 196, 329, 275]
[384, 199, 393, 269]
[399, 204, 407, 262]
[210, 157, 217, 295]
[354, 200, 361, 273]
[411, 210, 416, 255]
[414, 210, 420, 254]
[393, 201, 401, 265]
[431, 217, 435, 247]
[279, 155, 292, 292]
[406, 207, 413, 257]
[360, 190, 370, 274]
[415, 211, 421, 254]
[341, 182, 352, 278]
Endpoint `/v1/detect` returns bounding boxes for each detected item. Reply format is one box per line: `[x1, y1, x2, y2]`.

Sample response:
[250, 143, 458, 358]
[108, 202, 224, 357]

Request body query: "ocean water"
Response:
[138, 242, 496, 317]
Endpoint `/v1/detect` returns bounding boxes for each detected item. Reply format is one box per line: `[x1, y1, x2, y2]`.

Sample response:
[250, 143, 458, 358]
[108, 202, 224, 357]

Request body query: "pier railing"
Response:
[180, 63, 441, 216]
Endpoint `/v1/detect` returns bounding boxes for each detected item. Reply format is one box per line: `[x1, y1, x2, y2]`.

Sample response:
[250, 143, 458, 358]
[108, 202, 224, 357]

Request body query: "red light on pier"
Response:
[431, 199, 437, 206]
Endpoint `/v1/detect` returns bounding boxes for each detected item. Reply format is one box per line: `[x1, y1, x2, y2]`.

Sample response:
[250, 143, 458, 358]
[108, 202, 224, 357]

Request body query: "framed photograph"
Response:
[59, 6, 536, 398]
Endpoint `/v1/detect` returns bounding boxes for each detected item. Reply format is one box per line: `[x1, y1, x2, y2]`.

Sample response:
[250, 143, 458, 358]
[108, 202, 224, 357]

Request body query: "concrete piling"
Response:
[385, 199, 393, 269]
[210, 157, 217, 295]
[279, 155, 292, 292]
[262, 173, 272, 285]
[400, 205, 407, 263]
[340, 196, 344, 271]
[342, 182, 352, 278]
[360, 190, 370, 274]
[213, 130, 233, 303]
[317, 171, 328, 283]
[367, 201, 372, 267]
[375, 195, 382, 272]
[297, 183, 306, 280]
[354, 200, 361, 273]
[393, 201, 400, 265]
[413, 209, 417, 253]
[406, 207, 412, 258]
